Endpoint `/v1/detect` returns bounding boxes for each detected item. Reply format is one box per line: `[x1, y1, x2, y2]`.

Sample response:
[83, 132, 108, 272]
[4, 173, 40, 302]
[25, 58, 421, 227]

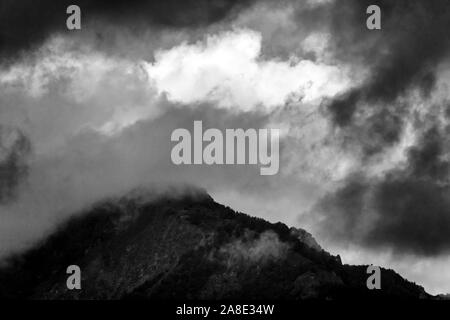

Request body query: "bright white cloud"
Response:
[144, 29, 351, 111]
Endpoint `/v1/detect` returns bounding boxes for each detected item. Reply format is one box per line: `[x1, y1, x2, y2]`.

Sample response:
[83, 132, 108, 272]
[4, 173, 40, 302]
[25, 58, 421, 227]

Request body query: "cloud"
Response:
[0, 127, 31, 203]
[0, 0, 254, 61]
[144, 29, 350, 111]
[0, 36, 161, 148]
[310, 123, 450, 257]
[284, 0, 450, 264]
[323, 0, 450, 129]
[218, 230, 289, 266]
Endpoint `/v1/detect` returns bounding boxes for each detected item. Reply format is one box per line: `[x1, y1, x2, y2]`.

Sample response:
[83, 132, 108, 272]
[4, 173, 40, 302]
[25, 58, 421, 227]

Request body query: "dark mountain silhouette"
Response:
[0, 187, 430, 300]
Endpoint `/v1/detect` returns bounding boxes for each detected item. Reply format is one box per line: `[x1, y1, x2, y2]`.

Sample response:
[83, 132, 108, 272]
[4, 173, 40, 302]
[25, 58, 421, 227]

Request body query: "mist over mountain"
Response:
[0, 188, 430, 300]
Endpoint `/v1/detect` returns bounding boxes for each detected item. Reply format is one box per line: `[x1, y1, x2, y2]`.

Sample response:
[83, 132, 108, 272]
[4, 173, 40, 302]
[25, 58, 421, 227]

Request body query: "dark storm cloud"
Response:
[0, 0, 253, 61]
[313, 125, 450, 257]
[323, 0, 450, 126]
[305, 1, 450, 257]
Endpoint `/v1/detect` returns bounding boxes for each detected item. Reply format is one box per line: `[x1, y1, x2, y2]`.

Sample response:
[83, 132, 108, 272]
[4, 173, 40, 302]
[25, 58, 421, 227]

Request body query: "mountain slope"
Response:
[0, 188, 429, 300]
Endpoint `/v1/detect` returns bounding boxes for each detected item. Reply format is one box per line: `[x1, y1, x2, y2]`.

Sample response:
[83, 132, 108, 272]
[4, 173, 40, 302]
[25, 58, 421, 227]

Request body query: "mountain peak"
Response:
[0, 189, 430, 300]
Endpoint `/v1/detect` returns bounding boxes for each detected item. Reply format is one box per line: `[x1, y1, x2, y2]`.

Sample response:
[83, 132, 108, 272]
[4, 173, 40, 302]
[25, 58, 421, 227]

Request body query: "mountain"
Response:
[0, 188, 430, 300]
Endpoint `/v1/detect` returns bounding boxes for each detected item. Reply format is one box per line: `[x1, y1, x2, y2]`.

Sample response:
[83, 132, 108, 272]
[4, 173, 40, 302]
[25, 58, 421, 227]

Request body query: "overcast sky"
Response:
[1, 0, 449, 295]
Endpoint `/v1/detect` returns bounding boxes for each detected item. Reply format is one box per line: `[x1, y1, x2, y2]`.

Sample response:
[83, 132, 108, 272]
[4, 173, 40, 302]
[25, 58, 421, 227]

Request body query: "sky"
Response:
[0, 0, 450, 295]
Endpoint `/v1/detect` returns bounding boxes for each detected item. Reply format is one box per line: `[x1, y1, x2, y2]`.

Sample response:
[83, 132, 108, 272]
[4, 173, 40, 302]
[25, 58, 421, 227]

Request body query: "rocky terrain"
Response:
[0, 188, 430, 300]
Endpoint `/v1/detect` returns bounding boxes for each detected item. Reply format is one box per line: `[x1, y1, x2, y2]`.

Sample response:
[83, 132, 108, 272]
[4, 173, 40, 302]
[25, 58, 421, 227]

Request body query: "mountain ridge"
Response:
[0, 187, 431, 300]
